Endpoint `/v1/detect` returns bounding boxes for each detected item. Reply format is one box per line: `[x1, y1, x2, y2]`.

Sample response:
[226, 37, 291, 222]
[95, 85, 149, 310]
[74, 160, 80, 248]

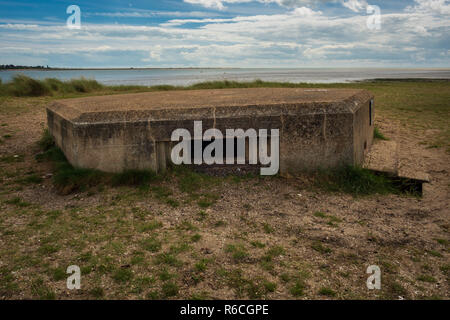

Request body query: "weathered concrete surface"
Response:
[47, 88, 375, 174]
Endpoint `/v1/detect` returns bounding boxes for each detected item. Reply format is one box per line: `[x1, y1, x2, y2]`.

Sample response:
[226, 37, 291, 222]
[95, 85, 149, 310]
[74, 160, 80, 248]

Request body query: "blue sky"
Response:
[0, 0, 449, 68]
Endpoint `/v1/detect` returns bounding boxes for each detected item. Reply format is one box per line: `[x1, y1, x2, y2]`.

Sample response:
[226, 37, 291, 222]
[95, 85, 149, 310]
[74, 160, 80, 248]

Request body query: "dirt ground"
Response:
[0, 93, 448, 300]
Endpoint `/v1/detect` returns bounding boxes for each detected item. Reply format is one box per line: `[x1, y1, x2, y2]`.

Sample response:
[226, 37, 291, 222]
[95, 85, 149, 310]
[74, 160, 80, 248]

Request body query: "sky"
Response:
[0, 0, 449, 68]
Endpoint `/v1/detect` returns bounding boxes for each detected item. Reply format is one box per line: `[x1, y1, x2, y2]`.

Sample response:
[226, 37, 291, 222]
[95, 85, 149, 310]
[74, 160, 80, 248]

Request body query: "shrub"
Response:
[0, 75, 104, 97]
[8, 75, 51, 97]
[68, 77, 103, 93]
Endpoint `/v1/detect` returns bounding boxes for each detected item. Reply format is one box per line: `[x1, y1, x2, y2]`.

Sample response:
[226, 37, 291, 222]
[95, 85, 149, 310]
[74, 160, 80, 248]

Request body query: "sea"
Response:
[0, 68, 449, 86]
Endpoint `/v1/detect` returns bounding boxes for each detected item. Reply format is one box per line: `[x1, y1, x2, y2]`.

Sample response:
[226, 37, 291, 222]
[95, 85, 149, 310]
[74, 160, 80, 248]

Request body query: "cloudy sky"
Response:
[0, 0, 449, 68]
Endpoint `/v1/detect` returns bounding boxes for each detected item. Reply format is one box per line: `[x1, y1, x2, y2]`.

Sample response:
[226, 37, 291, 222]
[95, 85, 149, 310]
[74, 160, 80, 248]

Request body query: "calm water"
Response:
[1, 68, 449, 86]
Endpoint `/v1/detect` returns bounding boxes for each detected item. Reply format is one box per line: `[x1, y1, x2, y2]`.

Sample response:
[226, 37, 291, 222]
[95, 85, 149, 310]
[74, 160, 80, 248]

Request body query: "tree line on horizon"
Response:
[0, 64, 50, 70]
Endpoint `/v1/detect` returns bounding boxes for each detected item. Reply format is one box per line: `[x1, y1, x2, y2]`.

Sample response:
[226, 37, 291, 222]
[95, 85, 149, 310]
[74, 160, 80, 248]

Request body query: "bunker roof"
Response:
[48, 88, 372, 124]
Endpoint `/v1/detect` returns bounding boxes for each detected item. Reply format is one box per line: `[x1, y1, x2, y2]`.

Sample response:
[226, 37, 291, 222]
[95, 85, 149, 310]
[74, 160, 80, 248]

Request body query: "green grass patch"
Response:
[311, 241, 332, 254]
[416, 274, 437, 283]
[112, 169, 158, 186]
[313, 211, 342, 226]
[0, 154, 24, 163]
[30, 278, 56, 300]
[161, 281, 179, 298]
[18, 174, 43, 185]
[90, 287, 105, 298]
[112, 268, 133, 283]
[289, 279, 306, 297]
[427, 250, 443, 258]
[250, 241, 266, 248]
[260, 246, 285, 271]
[141, 236, 162, 253]
[154, 253, 182, 267]
[191, 233, 202, 242]
[225, 243, 249, 263]
[319, 287, 337, 297]
[4, 197, 31, 207]
[262, 223, 274, 234]
[435, 238, 448, 246]
[159, 268, 175, 281]
[38, 128, 54, 151]
[314, 165, 409, 196]
[374, 126, 389, 140]
[195, 259, 210, 272]
[137, 220, 163, 233]
[51, 268, 66, 281]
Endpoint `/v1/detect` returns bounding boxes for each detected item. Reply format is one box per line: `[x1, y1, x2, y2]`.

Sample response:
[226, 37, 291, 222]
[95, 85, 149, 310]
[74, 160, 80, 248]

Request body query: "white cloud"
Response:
[89, 10, 219, 18]
[183, 0, 369, 11]
[341, 0, 368, 12]
[406, 0, 450, 15]
[292, 6, 321, 16]
[184, 0, 229, 10]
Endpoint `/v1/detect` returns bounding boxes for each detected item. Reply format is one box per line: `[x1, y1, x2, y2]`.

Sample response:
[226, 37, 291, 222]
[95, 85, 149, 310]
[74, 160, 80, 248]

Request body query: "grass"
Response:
[0, 75, 103, 97]
[416, 275, 437, 283]
[141, 236, 162, 252]
[4, 197, 31, 207]
[137, 220, 163, 233]
[262, 223, 274, 234]
[289, 279, 306, 297]
[260, 245, 285, 271]
[311, 241, 332, 254]
[314, 165, 410, 196]
[111, 169, 158, 186]
[90, 287, 105, 298]
[195, 259, 209, 272]
[225, 243, 249, 263]
[319, 287, 337, 297]
[313, 211, 342, 226]
[30, 278, 56, 300]
[161, 281, 179, 298]
[374, 126, 389, 140]
[154, 253, 182, 267]
[51, 268, 66, 281]
[112, 268, 133, 283]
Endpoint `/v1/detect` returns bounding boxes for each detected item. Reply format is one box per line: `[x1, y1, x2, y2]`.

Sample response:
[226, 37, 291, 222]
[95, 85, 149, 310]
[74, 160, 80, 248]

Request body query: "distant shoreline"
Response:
[0, 67, 238, 71]
[1, 67, 450, 71]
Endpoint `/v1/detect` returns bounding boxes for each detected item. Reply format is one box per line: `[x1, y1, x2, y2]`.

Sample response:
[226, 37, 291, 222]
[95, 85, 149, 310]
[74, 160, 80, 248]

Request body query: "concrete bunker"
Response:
[46, 88, 375, 175]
